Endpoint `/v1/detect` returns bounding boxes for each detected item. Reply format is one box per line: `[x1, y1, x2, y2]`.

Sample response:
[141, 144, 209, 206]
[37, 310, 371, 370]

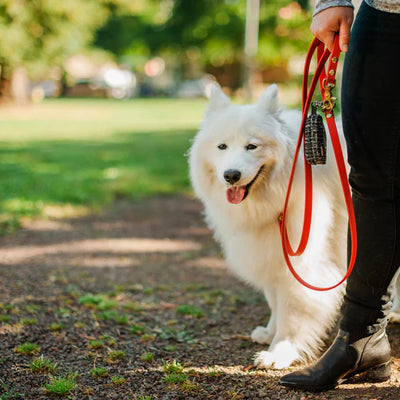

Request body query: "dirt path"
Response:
[0, 195, 399, 399]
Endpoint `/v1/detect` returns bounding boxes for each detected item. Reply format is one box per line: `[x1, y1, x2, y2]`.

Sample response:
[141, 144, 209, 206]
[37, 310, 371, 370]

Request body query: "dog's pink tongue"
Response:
[226, 186, 246, 204]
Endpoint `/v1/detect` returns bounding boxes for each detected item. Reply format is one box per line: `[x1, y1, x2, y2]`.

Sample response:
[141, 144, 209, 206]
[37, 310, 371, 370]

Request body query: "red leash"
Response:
[279, 37, 357, 291]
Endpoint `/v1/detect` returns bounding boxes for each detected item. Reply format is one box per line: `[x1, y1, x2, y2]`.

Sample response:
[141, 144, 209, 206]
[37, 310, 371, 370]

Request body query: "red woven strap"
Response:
[279, 37, 357, 291]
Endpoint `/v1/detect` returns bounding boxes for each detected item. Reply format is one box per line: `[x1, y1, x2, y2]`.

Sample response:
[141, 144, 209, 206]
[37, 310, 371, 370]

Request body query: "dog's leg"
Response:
[253, 290, 312, 369]
[251, 288, 276, 344]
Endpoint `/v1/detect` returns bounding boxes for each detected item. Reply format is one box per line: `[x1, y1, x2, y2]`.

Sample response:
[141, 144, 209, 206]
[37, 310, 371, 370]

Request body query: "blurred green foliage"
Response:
[0, 0, 145, 78]
[0, 0, 105, 78]
[95, 0, 313, 70]
[0, 1, 313, 80]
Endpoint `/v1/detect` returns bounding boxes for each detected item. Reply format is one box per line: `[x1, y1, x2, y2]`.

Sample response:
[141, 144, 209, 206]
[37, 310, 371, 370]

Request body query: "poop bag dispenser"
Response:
[304, 104, 327, 165]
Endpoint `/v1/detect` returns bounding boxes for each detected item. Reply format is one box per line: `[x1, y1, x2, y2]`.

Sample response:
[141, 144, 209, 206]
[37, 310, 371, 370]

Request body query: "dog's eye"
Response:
[217, 144, 227, 150]
[246, 144, 258, 150]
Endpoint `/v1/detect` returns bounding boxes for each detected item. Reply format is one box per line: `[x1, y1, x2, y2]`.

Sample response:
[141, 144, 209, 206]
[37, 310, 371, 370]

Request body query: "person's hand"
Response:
[311, 7, 354, 52]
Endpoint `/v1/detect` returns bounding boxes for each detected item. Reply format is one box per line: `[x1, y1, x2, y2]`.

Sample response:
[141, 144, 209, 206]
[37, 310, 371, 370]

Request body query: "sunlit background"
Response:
[0, 0, 317, 104]
[0, 0, 355, 233]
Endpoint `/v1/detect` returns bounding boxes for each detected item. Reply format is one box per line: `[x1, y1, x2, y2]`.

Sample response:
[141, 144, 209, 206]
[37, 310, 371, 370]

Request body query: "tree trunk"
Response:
[10, 66, 30, 104]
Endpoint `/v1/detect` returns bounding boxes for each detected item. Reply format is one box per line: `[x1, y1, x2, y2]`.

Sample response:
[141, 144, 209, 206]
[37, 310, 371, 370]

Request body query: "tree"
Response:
[95, 0, 313, 88]
[0, 0, 125, 101]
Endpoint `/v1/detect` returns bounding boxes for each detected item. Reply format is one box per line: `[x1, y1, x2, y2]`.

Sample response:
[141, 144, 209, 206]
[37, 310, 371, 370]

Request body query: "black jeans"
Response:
[340, 2, 400, 332]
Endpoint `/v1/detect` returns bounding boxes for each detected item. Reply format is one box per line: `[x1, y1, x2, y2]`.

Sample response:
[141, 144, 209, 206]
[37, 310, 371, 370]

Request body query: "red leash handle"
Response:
[279, 37, 357, 291]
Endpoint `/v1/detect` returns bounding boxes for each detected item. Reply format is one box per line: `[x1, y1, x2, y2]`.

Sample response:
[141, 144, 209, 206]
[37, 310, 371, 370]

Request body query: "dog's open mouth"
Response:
[226, 166, 264, 204]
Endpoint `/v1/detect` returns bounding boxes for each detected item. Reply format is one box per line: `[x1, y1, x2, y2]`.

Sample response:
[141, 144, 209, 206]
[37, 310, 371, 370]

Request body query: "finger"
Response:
[320, 32, 335, 52]
[339, 22, 351, 52]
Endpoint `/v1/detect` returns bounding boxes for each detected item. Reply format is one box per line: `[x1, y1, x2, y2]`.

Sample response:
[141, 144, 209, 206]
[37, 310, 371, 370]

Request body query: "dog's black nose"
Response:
[224, 169, 241, 184]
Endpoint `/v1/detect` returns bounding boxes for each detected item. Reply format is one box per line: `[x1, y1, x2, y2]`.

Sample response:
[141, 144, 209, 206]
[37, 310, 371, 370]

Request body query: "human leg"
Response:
[280, 2, 400, 390]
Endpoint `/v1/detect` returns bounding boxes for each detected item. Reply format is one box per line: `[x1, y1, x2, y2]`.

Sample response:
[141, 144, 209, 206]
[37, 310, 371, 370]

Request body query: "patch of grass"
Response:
[25, 304, 41, 313]
[96, 299, 119, 311]
[184, 283, 210, 292]
[44, 374, 77, 396]
[162, 360, 184, 374]
[139, 334, 156, 343]
[137, 397, 152, 400]
[182, 380, 200, 392]
[90, 367, 108, 378]
[111, 375, 126, 385]
[98, 310, 129, 325]
[21, 318, 37, 325]
[176, 304, 205, 318]
[88, 339, 104, 350]
[129, 323, 147, 335]
[29, 356, 58, 374]
[100, 335, 117, 347]
[55, 308, 71, 318]
[0, 303, 12, 311]
[142, 287, 154, 295]
[49, 322, 65, 331]
[106, 350, 126, 363]
[79, 293, 103, 307]
[163, 372, 188, 384]
[140, 352, 155, 363]
[0, 98, 205, 234]
[14, 342, 40, 356]
[78, 293, 117, 311]
[0, 315, 11, 323]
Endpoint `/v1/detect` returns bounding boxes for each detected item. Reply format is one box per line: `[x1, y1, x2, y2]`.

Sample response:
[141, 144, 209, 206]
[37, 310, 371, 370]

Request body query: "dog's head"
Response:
[190, 84, 292, 206]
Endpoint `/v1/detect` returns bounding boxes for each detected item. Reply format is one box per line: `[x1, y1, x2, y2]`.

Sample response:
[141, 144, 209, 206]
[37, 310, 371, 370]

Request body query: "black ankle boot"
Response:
[279, 327, 391, 392]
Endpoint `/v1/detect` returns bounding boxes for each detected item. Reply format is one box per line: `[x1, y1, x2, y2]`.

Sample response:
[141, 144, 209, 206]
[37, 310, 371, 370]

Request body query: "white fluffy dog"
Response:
[189, 84, 400, 369]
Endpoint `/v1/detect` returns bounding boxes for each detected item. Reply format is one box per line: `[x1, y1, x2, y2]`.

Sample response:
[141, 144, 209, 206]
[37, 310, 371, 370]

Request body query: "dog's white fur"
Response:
[189, 84, 400, 369]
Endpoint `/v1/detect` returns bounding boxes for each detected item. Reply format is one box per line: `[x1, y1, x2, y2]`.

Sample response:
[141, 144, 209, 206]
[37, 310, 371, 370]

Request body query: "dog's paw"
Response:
[253, 341, 300, 369]
[389, 311, 400, 324]
[251, 326, 274, 344]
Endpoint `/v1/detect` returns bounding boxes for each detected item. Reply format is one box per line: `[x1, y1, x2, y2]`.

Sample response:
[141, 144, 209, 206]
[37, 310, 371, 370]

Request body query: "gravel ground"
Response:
[0, 195, 399, 399]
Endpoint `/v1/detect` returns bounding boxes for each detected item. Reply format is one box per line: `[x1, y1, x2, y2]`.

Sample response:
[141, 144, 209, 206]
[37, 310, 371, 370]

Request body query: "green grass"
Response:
[129, 323, 147, 335]
[88, 339, 104, 350]
[0, 315, 11, 323]
[140, 352, 155, 363]
[163, 372, 188, 384]
[0, 98, 206, 234]
[97, 310, 129, 325]
[176, 304, 205, 318]
[106, 350, 126, 362]
[29, 356, 58, 373]
[14, 342, 40, 356]
[21, 318, 37, 326]
[111, 375, 126, 385]
[162, 361, 189, 385]
[90, 366, 108, 378]
[78, 293, 118, 310]
[48, 322, 65, 331]
[162, 360, 184, 374]
[44, 374, 77, 396]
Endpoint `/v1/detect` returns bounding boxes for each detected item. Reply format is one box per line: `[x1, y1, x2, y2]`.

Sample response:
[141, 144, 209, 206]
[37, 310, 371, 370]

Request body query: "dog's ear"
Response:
[256, 84, 281, 115]
[206, 84, 231, 112]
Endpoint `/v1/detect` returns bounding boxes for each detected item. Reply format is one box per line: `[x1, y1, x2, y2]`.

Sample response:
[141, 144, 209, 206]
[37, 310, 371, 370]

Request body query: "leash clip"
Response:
[321, 78, 336, 112]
